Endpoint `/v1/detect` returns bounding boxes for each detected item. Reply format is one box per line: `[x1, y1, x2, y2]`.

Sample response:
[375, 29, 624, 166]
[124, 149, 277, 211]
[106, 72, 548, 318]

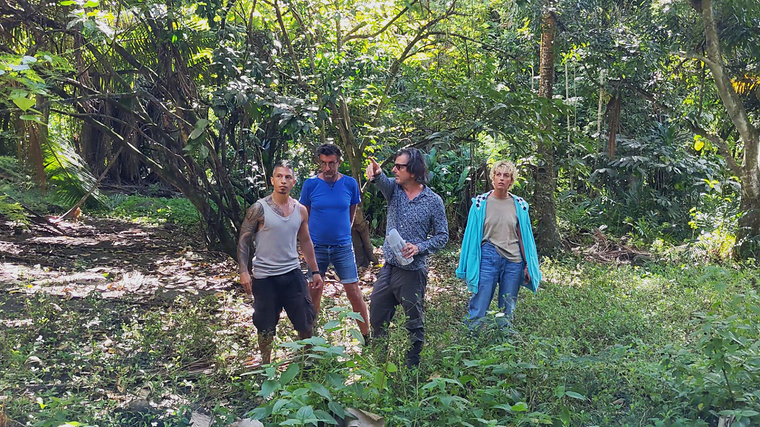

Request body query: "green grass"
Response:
[102, 194, 201, 229]
[0, 156, 199, 229]
[0, 156, 68, 218]
[2, 250, 759, 426]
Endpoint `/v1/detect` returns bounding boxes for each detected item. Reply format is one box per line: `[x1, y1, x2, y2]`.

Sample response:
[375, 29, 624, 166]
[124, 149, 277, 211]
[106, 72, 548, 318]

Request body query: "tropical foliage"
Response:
[2, 0, 759, 257]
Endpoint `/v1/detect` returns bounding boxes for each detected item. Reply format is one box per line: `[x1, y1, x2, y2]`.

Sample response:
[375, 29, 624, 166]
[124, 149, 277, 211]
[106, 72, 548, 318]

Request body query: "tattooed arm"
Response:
[238, 201, 264, 295]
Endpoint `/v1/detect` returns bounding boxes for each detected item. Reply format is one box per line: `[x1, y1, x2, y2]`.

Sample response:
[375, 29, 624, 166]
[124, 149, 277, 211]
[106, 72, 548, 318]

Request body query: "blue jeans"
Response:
[467, 242, 525, 327]
[314, 243, 359, 284]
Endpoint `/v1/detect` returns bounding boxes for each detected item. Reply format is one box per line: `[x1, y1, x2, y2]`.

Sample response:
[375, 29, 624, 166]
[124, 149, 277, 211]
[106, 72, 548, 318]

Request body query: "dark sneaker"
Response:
[405, 341, 423, 368]
[405, 353, 420, 368]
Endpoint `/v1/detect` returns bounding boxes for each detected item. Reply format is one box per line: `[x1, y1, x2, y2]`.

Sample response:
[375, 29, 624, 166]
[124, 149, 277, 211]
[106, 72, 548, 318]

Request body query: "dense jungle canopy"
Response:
[4, 1, 760, 425]
[2, 0, 760, 258]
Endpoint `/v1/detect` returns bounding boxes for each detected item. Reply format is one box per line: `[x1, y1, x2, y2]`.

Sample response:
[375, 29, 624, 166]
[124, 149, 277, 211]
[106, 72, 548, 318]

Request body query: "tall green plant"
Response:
[589, 123, 724, 240]
[660, 289, 760, 426]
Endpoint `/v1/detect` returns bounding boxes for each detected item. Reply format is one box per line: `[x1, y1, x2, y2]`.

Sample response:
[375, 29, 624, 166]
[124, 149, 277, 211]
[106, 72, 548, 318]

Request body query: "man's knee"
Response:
[253, 307, 279, 334]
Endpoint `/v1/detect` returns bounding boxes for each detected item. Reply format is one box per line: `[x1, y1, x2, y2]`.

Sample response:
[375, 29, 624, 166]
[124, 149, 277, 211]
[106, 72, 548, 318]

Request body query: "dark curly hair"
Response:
[396, 148, 428, 184]
[316, 144, 342, 159]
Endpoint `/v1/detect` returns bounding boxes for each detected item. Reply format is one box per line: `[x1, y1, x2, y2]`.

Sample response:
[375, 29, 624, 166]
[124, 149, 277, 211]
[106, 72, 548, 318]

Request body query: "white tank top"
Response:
[252, 199, 302, 278]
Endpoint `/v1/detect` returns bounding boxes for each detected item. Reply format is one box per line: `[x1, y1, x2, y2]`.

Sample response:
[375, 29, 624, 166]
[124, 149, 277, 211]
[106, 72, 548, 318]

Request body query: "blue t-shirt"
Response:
[299, 175, 361, 245]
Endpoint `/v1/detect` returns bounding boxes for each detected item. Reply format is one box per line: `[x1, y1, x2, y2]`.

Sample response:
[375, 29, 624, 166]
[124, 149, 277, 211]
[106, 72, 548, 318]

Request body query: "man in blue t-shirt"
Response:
[299, 144, 370, 341]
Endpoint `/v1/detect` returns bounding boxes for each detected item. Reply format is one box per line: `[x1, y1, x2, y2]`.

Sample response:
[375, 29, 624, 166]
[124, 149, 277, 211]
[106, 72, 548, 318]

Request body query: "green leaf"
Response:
[314, 409, 339, 425]
[554, 385, 566, 398]
[20, 115, 45, 124]
[323, 320, 341, 331]
[308, 382, 331, 399]
[386, 361, 398, 373]
[84, 0, 99, 7]
[565, 391, 585, 400]
[373, 370, 386, 389]
[13, 97, 35, 111]
[325, 372, 343, 389]
[250, 407, 268, 420]
[60, 0, 75, 5]
[189, 119, 208, 140]
[345, 312, 365, 321]
[296, 405, 315, 420]
[459, 374, 476, 385]
[258, 379, 280, 398]
[511, 402, 529, 412]
[300, 337, 327, 346]
[198, 144, 209, 160]
[272, 398, 289, 414]
[328, 401, 345, 419]
[280, 363, 300, 385]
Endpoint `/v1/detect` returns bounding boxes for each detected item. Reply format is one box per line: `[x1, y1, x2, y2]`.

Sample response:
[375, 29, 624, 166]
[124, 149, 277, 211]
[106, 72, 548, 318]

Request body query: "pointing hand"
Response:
[366, 157, 381, 181]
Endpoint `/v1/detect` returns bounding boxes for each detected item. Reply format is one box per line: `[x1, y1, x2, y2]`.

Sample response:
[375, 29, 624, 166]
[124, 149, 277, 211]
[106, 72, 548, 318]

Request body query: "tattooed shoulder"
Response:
[246, 201, 264, 222]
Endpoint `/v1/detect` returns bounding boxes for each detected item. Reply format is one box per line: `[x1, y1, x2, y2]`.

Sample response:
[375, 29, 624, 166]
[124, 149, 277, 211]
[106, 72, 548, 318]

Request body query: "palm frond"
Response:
[43, 135, 106, 209]
[732, 74, 760, 96]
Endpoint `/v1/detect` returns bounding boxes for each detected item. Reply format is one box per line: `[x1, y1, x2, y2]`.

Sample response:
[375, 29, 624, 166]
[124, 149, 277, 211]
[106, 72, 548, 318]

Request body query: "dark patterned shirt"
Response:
[372, 171, 449, 270]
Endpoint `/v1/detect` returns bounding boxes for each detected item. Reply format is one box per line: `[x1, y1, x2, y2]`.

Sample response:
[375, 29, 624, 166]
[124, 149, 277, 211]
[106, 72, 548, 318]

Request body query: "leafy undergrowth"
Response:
[100, 194, 201, 230]
[2, 221, 760, 427]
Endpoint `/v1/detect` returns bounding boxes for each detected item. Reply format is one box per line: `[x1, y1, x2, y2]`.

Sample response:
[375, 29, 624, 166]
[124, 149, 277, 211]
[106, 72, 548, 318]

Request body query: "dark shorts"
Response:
[252, 269, 316, 335]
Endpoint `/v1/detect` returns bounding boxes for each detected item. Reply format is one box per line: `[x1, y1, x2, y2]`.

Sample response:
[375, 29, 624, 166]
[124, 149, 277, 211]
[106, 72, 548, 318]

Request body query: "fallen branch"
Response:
[1, 193, 63, 235]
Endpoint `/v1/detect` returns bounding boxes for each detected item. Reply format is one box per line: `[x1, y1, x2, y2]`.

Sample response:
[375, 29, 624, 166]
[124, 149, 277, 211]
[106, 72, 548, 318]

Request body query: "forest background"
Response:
[1, 0, 760, 425]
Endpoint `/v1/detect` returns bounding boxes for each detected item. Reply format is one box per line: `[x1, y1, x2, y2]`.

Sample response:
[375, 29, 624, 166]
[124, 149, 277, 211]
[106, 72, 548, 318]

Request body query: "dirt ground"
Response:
[0, 215, 387, 423]
[0, 215, 378, 323]
[0, 217, 238, 306]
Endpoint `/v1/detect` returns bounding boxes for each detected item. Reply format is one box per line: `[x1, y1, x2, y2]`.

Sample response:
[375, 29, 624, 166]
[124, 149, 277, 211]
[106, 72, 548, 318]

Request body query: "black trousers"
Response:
[369, 264, 428, 346]
[252, 269, 316, 336]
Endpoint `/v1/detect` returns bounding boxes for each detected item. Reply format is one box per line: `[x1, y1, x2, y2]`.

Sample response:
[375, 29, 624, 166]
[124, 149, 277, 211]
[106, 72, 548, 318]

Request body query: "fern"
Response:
[0, 194, 28, 224]
[0, 156, 25, 182]
[43, 135, 106, 209]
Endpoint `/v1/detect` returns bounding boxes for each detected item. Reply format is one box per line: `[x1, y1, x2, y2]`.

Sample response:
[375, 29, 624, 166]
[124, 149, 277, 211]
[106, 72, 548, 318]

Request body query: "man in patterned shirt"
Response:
[365, 148, 449, 367]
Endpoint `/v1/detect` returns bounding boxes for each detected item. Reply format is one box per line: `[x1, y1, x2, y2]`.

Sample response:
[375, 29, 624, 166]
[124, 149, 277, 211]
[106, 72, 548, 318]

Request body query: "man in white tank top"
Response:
[237, 161, 324, 365]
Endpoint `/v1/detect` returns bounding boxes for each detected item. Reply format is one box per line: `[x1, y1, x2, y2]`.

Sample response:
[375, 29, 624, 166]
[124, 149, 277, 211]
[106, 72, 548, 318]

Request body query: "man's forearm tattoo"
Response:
[237, 202, 264, 274]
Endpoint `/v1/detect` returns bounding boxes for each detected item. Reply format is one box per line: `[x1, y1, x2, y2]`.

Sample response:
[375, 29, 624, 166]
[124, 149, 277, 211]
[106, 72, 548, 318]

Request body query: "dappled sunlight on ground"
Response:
[0, 217, 475, 423]
[0, 217, 238, 303]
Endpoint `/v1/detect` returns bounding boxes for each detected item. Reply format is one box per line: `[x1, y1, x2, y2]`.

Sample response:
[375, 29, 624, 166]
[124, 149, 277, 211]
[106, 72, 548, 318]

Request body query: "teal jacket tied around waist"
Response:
[456, 191, 542, 293]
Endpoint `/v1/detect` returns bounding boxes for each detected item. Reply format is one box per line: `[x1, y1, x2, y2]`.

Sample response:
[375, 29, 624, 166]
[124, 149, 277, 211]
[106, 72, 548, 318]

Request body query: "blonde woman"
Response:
[456, 160, 541, 329]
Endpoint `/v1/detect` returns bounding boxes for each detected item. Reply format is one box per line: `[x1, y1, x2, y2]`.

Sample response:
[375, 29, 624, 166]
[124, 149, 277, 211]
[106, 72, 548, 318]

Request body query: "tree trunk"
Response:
[607, 95, 621, 160]
[692, 0, 760, 258]
[27, 103, 47, 192]
[533, 0, 562, 254]
[737, 170, 760, 258]
[352, 204, 378, 267]
[332, 98, 378, 266]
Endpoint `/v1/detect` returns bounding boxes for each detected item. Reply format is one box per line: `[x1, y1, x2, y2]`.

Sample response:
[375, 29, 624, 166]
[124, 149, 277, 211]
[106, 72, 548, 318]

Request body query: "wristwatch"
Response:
[311, 271, 321, 277]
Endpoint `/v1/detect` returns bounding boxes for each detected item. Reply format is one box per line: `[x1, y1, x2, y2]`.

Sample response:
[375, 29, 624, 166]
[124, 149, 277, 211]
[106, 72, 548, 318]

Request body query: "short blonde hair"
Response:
[489, 160, 517, 191]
